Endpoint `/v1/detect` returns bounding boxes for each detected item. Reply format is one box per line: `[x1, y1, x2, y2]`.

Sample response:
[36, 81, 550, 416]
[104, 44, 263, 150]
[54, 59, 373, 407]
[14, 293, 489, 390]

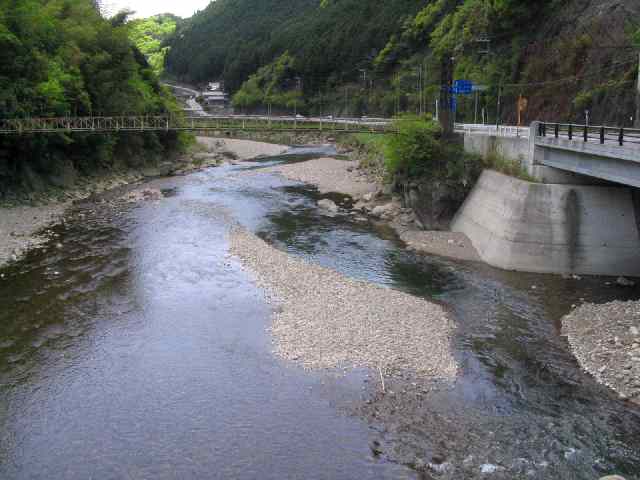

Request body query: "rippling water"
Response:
[1, 150, 639, 479]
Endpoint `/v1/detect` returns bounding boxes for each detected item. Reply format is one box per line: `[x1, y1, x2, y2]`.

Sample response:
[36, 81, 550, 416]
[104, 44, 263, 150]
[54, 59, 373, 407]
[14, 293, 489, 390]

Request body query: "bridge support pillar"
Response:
[452, 170, 640, 276]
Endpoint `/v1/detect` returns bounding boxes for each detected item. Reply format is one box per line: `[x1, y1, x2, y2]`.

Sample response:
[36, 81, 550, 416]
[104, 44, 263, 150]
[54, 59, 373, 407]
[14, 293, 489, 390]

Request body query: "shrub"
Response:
[383, 115, 443, 176]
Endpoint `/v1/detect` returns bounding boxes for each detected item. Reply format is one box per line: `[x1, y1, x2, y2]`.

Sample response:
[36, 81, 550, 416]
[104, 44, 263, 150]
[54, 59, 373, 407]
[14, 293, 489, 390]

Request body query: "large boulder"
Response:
[398, 179, 465, 231]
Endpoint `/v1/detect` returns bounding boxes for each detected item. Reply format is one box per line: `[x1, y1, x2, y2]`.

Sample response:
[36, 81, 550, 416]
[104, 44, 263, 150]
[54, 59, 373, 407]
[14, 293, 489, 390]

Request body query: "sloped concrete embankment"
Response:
[452, 170, 640, 276]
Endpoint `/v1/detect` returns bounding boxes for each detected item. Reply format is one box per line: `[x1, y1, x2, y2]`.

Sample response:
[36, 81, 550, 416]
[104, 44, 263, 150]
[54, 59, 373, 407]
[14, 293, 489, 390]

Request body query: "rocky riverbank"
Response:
[229, 227, 458, 379]
[563, 301, 640, 405]
[258, 157, 481, 262]
[0, 137, 286, 268]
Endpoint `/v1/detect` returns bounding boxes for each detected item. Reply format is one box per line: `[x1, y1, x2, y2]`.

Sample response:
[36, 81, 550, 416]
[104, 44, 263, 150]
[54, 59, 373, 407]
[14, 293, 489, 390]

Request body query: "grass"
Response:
[481, 151, 537, 182]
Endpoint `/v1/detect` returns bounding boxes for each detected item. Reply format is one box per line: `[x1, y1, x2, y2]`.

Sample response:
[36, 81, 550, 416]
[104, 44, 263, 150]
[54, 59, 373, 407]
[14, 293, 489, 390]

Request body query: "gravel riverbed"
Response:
[563, 300, 640, 405]
[229, 227, 458, 379]
[0, 203, 68, 268]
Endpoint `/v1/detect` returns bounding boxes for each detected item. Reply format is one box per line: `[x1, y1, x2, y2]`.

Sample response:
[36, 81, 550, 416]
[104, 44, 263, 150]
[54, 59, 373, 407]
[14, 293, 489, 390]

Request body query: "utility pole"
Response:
[416, 67, 421, 115]
[344, 86, 349, 116]
[496, 83, 502, 128]
[474, 90, 479, 124]
[439, 54, 454, 135]
[635, 52, 640, 128]
[422, 61, 427, 117]
[395, 73, 400, 116]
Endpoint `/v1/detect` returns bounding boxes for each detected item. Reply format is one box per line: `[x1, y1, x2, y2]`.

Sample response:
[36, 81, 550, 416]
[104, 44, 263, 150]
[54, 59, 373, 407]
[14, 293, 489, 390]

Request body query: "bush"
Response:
[383, 115, 443, 176]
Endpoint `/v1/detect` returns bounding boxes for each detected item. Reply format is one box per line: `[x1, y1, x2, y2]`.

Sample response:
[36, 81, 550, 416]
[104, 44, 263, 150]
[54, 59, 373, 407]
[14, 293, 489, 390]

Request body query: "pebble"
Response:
[480, 464, 503, 474]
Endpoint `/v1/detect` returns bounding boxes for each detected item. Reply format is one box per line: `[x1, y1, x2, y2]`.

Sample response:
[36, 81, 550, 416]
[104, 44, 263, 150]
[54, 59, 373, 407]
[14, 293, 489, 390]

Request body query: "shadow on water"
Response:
[0, 146, 639, 479]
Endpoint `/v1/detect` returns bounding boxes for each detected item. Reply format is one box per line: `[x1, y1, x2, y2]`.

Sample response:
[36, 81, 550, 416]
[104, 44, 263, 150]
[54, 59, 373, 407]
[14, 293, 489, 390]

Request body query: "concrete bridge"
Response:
[455, 121, 640, 277]
[532, 122, 640, 187]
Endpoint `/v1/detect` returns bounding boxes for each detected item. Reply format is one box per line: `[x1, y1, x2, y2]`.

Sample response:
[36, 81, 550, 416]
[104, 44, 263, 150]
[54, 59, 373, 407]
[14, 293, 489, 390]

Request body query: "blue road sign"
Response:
[452, 79, 473, 94]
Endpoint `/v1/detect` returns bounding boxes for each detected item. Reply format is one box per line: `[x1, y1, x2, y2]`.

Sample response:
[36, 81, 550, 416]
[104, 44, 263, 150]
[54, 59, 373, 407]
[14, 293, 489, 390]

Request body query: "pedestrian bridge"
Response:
[0, 115, 393, 135]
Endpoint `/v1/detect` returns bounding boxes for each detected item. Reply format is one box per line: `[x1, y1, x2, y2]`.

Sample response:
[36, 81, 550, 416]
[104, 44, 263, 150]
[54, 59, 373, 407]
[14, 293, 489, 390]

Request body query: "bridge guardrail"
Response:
[537, 123, 640, 148]
[455, 123, 530, 138]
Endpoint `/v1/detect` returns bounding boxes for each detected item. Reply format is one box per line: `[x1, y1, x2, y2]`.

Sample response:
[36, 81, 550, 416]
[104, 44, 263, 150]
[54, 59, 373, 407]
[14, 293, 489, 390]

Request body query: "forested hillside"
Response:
[0, 0, 187, 199]
[166, 0, 640, 125]
[128, 14, 180, 75]
[165, 0, 425, 92]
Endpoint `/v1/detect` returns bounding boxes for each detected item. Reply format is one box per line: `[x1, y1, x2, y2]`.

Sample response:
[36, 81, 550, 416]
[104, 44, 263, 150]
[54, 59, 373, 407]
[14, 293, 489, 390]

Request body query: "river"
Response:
[0, 148, 639, 479]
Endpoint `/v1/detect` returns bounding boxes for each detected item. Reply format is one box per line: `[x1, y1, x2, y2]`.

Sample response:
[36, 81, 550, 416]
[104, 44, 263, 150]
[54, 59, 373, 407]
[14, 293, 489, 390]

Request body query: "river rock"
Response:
[352, 201, 368, 212]
[317, 199, 339, 213]
[480, 463, 503, 474]
[158, 161, 176, 176]
[362, 192, 374, 202]
[616, 277, 636, 287]
[371, 202, 400, 219]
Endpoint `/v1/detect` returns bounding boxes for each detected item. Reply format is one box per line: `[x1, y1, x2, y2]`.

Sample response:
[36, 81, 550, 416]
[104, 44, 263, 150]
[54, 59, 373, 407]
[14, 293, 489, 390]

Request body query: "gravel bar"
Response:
[196, 137, 288, 160]
[259, 157, 378, 197]
[562, 300, 640, 404]
[0, 204, 68, 268]
[229, 227, 458, 379]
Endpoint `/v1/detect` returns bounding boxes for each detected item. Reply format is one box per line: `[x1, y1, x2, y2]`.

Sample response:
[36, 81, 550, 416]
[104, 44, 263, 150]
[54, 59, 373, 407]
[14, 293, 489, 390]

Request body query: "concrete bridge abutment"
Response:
[457, 126, 640, 276]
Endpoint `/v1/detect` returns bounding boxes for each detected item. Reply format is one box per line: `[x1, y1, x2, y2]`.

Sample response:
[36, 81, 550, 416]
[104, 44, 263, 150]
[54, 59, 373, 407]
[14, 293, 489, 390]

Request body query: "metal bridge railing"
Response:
[454, 123, 530, 138]
[537, 122, 640, 148]
[0, 115, 394, 135]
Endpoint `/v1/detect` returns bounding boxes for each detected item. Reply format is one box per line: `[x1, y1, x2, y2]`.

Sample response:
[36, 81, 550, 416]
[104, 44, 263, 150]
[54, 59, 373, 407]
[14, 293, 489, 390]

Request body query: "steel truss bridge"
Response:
[0, 115, 394, 135]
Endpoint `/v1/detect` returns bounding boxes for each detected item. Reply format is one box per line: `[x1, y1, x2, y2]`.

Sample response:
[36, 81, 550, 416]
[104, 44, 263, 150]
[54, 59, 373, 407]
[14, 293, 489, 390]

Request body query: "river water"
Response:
[0, 149, 639, 479]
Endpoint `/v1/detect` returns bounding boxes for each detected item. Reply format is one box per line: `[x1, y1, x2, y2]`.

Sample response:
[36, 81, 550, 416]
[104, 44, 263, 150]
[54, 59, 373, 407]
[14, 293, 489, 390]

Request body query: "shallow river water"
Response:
[1, 149, 639, 479]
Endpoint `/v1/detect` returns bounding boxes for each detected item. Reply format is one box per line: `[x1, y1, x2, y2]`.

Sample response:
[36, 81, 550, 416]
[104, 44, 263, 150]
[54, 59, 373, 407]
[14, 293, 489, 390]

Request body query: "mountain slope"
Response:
[165, 0, 640, 124]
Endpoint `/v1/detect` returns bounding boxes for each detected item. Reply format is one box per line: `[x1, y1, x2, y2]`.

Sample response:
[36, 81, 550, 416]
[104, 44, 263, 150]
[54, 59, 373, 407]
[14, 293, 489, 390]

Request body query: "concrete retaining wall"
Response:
[464, 134, 530, 167]
[451, 170, 640, 276]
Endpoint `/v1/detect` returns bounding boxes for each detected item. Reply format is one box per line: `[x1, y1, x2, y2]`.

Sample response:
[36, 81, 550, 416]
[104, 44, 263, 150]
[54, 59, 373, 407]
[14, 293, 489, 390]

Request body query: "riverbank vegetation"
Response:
[165, 0, 639, 125]
[345, 116, 532, 185]
[0, 0, 190, 201]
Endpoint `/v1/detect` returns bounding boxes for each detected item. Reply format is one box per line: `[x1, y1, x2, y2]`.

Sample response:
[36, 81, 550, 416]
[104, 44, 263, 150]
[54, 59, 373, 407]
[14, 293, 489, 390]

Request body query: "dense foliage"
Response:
[165, 0, 424, 93]
[128, 14, 179, 76]
[232, 52, 304, 112]
[166, 0, 639, 125]
[0, 0, 187, 199]
[384, 116, 444, 177]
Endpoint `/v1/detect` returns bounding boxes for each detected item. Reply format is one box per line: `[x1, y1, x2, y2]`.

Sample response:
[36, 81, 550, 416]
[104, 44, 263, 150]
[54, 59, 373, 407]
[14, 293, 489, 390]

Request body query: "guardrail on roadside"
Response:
[455, 123, 530, 138]
[537, 123, 640, 148]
